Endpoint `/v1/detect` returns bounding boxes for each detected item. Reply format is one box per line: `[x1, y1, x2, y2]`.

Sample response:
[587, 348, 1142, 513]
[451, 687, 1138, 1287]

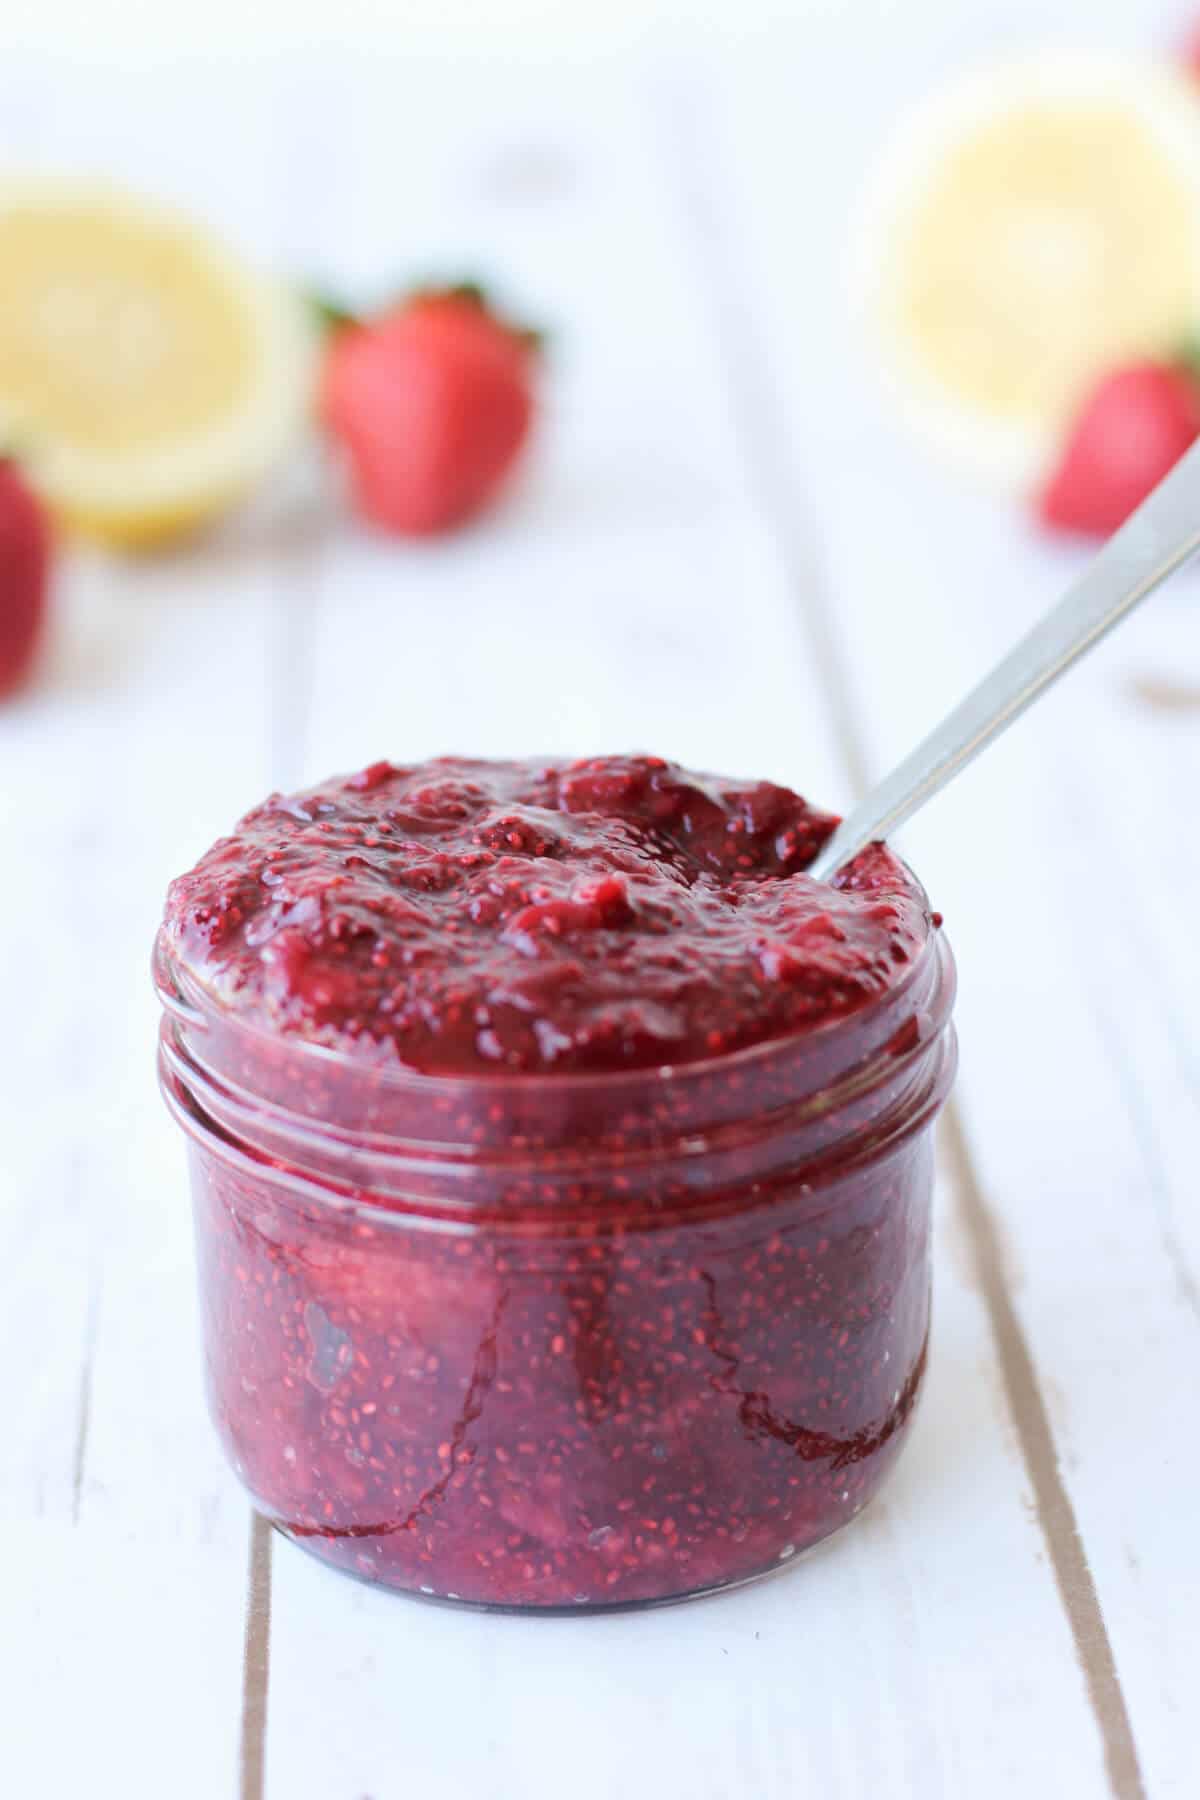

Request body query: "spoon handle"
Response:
[808, 437, 1200, 882]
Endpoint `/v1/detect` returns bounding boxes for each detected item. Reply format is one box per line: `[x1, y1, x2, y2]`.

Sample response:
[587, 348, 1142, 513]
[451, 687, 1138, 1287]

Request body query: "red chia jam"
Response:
[155, 754, 956, 1611]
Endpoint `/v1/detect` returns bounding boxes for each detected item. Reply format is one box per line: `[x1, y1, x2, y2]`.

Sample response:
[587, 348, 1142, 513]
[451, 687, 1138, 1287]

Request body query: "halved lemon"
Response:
[0, 180, 316, 545]
[852, 55, 1200, 488]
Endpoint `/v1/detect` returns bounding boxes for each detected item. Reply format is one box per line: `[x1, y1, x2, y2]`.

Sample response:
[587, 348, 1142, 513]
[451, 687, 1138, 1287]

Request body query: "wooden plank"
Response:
[5, 1524, 247, 1797]
[707, 18, 1200, 1794]
[0, 60, 322, 1800]
[0, 549, 277, 1800]
[0, 552, 122, 1528]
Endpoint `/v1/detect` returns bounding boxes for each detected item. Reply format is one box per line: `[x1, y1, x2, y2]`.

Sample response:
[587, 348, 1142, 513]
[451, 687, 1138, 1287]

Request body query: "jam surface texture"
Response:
[163, 754, 931, 1075]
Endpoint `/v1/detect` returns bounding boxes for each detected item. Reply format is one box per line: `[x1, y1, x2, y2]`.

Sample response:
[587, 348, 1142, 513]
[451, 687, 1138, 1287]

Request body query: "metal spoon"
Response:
[808, 438, 1200, 882]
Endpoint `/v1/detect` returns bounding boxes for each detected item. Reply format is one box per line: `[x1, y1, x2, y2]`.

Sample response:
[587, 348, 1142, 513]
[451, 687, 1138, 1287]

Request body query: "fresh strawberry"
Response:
[1181, 22, 1200, 80]
[0, 459, 51, 699]
[1037, 362, 1200, 537]
[319, 284, 539, 536]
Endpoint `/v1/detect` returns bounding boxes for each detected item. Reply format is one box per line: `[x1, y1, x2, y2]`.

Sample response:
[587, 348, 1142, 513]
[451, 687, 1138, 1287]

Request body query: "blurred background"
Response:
[4, 3, 1200, 1795]
[3, 0, 1198, 960]
[4, 0, 1200, 751]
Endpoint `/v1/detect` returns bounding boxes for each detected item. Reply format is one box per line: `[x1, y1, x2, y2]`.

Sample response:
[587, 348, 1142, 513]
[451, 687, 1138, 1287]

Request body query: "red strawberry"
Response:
[1181, 23, 1200, 80]
[1038, 362, 1200, 538]
[0, 460, 51, 699]
[319, 284, 539, 536]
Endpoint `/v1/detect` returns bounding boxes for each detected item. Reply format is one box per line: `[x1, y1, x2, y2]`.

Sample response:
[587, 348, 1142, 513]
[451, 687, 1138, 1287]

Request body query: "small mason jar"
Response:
[155, 918, 955, 1612]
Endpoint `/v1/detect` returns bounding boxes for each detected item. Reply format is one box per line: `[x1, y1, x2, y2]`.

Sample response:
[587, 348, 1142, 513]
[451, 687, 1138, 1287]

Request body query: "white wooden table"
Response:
[3, 14, 1198, 1797]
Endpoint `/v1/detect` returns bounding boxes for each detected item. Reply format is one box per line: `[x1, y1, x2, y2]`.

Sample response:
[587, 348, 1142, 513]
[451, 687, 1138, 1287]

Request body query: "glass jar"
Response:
[155, 919, 955, 1612]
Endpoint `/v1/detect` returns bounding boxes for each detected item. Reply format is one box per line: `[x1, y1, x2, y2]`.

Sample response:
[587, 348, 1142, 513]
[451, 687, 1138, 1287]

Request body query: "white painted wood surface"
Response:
[2, 13, 1198, 1797]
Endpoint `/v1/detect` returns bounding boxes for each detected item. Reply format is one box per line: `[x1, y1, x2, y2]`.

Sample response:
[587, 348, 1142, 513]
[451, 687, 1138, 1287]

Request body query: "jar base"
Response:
[266, 1496, 879, 1616]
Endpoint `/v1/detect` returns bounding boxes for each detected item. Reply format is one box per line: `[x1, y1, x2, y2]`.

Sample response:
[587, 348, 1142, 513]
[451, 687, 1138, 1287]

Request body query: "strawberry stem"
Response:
[306, 289, 360, 334]
[440, 280, 488, 308]
[306, 276, 546, 350]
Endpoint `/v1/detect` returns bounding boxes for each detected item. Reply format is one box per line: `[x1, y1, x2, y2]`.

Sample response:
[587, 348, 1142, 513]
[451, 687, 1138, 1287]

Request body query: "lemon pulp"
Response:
[0, 183, 314, 544]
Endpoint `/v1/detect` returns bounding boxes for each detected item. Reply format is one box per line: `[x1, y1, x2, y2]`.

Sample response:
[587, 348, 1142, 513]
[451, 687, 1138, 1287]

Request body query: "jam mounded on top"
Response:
[165, 754, 932, 1075]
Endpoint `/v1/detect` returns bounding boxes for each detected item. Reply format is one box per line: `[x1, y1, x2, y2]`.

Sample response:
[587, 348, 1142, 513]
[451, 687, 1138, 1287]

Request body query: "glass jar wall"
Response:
[156, 925, 955, 1611]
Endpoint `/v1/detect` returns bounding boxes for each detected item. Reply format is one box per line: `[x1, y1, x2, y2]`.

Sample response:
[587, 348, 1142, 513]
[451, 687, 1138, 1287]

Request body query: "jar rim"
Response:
[159, 1019, 957, 1235]
[154, 904, 956, 1227]
[152, 909, 947, 1104]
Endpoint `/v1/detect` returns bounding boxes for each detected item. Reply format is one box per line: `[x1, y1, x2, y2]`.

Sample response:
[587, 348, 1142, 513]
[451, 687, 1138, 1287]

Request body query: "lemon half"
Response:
[0, 180, 315, 544]
[852, 56, 1200, 488]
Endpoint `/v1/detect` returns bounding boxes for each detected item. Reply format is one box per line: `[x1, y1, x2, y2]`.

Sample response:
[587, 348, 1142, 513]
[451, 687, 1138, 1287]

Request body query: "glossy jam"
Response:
[164, 755, 930, 1074]
[157, 755, 955, 1609]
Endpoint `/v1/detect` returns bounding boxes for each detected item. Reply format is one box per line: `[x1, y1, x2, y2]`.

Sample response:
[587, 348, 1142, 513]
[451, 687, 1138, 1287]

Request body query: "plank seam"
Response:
[240, 1512, 274, 1800]
[70, 1271, 101, 1526]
